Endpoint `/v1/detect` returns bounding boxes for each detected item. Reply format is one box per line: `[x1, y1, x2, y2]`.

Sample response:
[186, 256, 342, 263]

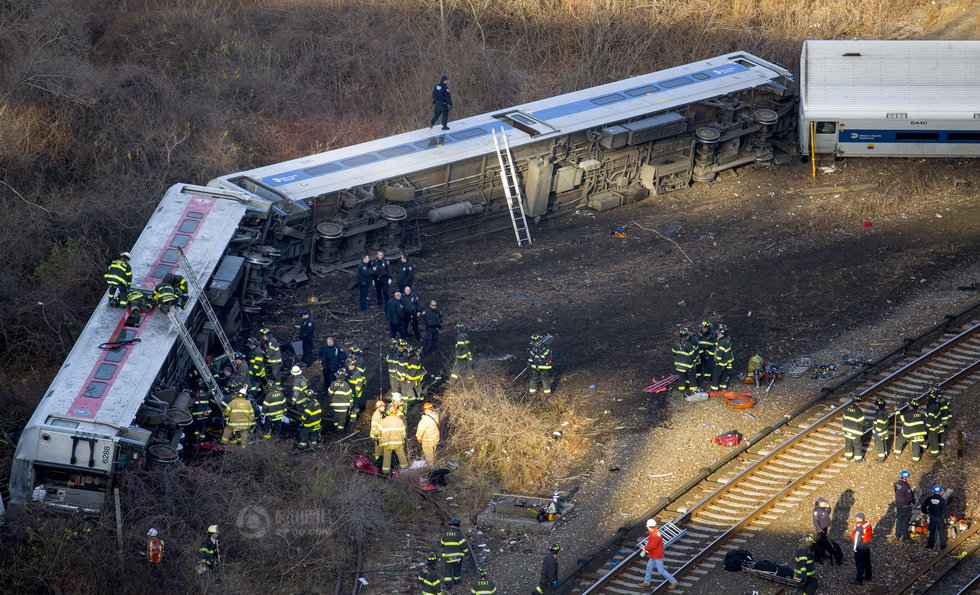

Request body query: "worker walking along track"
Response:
[564, 307, 980, 594]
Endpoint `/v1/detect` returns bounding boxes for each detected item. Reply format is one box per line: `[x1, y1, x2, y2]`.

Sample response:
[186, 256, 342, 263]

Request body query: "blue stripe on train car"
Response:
[839, 130, 980, 143]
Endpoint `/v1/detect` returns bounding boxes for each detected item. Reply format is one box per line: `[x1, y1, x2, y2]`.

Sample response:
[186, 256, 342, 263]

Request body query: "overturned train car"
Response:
[210, 51, 796, 293]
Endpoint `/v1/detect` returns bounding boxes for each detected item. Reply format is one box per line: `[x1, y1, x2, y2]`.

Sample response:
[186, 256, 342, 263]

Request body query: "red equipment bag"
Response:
[714, 430, 742, 447]
[352, 454, 380, 474]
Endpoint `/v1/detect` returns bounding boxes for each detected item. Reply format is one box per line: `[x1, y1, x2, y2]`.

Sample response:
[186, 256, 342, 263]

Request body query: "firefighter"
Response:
[170, 274, 189, 307]
[871, 398, 890, 462]
[222, 388, 255, 447]
[527, 334, 553, 396]
[390, 392, 408, 417]
[793, 534, 818, 595]
[290, 365, 311, 410]
[298, 393, 322, 449]
[379, 403, 408, 474]
[385, 339, 401, 392]
[126, 288, 151, 317]
[535, 544, 560, 594]
[418, 553, 441, 595]
[370, 400, 387, 460]
[403, 346, 425, 402]
[198, 525, 220, 570]
[146, 528, 165, 564]
[189, 384, 214, 442]
[416, 402, 441, 466]
[394, 340, 411, 396]
[228, 353, 249, 395]
[470, 566, 497, 595]
[440, 518, 469, 589]
[925, 386, 952, 456]
[104, 252, 132, 306]
[671, 326, 697, 394]
[246, 337, 266, 391]
[842, 394, 867, 462]
[893, 399, 927, 462]
[451, 323, 473, 380]
[694, 320, 716, 387]
[261, 380, 287, 438]
[921, 485, 949, 550]
[710, 324, 734, 391]
[153, 275, 180, 313]
[259, 327, 283, 385]
[327, 369, 354, 432]
[344, 359, 365, 425]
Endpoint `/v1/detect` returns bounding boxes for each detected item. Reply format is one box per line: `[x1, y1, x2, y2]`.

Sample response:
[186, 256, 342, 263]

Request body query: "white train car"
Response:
[799, 40, 980, 157]
[8, 185, 260, 513]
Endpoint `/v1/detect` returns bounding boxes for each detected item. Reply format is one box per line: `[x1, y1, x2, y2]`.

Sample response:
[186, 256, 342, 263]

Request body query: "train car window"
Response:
[103, 347, 126, 363]
[161, 249, 178, 263]
[117, 329, 136, 341]
[378, 145, 415, 158]
[660, 77, 692, 89]
[625, 85, 659, 97]
[341, 154, 379, 167]
[170, 234, 190, 248]
[151, 264, 174, 279]
[450, 128, 488, 140]
[303, 163, 342, 176]
[510, 114, 534, 125]
[733, 58, 757, 68]
[178, 219, 199, 233]
[691, 73, 710, 80]
[186, 211, 204, 219]
[94, 363, 117, 380]
[815, 122, 836, 134]
[591, 94, 626, 106]
[896, 132, 939, 141]
[45, 418, 79, 428]
[83, 381, 107, 398]
[948, 132, 980, 141]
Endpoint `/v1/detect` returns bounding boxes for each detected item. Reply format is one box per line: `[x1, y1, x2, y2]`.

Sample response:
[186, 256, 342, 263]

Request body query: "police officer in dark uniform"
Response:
[893, 470, 915, 543]
[401, 286, 422, 340]
[420, 300, 444, 356]
[921, 485, 949, 550]
[356, 254, 374, 311]
[397, 255, 415, 293]
[372, 250, 391, 306]
[297, 310, 315, 367]
[319, 336, 346, 389]
[430, 75, 452, 130]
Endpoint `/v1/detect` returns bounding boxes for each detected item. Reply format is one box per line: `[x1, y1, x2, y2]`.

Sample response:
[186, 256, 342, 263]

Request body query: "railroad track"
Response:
[563, 303, 980, 594]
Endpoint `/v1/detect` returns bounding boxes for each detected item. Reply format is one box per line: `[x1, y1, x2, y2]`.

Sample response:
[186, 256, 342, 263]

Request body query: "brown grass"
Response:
[440, 362, 588, 492]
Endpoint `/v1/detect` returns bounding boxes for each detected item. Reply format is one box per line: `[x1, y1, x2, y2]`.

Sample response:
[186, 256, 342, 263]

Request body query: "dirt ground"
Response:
[278, 153, 980, 593]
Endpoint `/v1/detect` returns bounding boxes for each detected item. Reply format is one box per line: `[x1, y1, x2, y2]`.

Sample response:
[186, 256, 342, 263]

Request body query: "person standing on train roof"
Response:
[430, 75, 452, 131]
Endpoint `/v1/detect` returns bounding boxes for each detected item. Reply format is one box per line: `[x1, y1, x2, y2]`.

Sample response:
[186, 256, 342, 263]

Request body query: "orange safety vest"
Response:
[147, 538, 165, 563]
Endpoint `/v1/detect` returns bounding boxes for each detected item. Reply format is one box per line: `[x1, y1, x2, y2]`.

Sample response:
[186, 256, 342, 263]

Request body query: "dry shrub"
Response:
[440, 361, 586, 492]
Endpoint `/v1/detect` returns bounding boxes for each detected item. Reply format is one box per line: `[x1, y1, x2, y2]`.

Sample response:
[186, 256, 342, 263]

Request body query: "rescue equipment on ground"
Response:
[643, 375, 679, 393]
[713, 430, 743, 447]
[708, 390, 757, 409]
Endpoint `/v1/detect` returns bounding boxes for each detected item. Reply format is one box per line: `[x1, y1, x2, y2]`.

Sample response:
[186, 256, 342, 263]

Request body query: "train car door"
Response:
[811, 121, 839, 154]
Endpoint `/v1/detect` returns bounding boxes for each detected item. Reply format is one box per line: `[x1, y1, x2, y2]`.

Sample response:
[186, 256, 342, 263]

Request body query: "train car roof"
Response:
[26, 185, 250, 437]
[801, 40, 980, 114]
[213, 51, 792, 203]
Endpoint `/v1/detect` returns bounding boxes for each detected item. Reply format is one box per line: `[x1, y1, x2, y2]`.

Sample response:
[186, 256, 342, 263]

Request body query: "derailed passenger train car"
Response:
[210, 51, 796, 283]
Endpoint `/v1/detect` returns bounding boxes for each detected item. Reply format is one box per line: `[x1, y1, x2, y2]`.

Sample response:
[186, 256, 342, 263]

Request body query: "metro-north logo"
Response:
[850, 133, 860, 139]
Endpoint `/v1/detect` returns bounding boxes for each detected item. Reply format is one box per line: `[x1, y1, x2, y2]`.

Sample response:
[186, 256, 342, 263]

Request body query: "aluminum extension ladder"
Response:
[175, 246, 234, 362]
[165, 307, 227, 407]
[491, 130, 532, 246]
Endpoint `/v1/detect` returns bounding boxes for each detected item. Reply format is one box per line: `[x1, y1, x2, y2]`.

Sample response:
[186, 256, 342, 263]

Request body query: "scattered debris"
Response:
[648, 472, 674, 478]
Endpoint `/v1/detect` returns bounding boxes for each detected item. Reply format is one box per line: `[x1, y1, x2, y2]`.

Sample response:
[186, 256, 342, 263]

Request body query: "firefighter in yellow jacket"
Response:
[222, 388, 255, 447]
[379, 403, 408, 474]
[370, 400, 387, 459]
[416, 402, 441, 466]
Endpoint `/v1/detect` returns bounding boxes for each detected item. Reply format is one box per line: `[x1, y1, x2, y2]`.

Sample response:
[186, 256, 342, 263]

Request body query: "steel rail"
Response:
[895, 523, 980, 594]
[565, 314, 980, 593]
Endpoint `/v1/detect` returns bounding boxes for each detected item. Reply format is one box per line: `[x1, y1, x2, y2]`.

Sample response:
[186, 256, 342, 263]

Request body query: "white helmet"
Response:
[291, 365, 302, 375]
[391, 392, 402, 401]
[147, 528, 158, 537]
[646, 518, 658, 528]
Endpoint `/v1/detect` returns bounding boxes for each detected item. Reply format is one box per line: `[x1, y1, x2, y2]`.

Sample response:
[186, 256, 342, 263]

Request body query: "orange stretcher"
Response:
[708, 390, 756, 409]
